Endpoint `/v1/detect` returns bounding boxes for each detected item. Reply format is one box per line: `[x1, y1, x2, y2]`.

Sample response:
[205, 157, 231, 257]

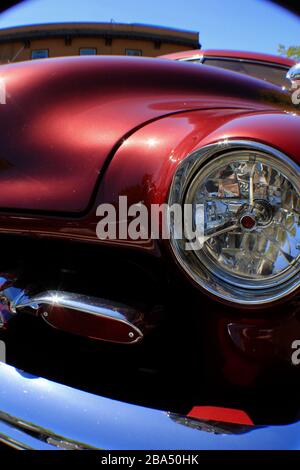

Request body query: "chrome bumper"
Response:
[1, 362, 300, 450]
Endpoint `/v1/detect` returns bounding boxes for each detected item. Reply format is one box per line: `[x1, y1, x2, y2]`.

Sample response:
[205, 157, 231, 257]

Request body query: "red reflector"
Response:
[240, 215, 256, 230]
[187, 406, 254, 426]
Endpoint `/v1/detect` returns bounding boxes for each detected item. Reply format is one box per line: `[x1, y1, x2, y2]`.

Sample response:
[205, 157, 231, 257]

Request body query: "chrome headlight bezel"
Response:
[168, 140, 300, 305]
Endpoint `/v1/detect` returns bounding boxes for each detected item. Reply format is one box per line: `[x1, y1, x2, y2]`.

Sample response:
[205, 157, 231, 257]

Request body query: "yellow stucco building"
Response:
[0, 22, 200, 63]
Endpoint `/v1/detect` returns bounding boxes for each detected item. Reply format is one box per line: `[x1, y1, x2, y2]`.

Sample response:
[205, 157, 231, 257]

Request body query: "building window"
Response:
[31, 49, 49, 59]
[79, 48, 97, 55]
[125, 49, 142, 56]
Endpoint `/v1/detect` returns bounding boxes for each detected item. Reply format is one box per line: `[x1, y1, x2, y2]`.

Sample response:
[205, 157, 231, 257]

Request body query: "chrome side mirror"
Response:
[286, 63, 300, 85]
[287, 64, 300, 105]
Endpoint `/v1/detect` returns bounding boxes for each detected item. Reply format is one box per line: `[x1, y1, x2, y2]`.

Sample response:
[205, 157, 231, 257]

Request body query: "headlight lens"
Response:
[169, 141, 300, 305]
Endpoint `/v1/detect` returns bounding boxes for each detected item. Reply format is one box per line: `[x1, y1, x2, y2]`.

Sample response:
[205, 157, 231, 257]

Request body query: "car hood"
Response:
[0, 55, 293, 213]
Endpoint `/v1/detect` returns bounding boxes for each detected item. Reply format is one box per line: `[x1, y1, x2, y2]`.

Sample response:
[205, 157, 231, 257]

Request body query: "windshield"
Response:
[201, 58, 292, 87]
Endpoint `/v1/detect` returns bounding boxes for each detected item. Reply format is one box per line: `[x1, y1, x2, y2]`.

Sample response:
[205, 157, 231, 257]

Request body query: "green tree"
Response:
[278, 44, 300, 61]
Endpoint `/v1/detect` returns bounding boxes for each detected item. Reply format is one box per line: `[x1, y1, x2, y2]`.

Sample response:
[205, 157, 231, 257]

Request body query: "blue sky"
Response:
[0, 0, 298, 55]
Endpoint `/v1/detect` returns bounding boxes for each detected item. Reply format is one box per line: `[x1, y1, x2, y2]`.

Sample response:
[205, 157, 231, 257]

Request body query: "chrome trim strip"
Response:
[0, 363, 300, 449]
[168, 140, 300, 306]
[178, 54, 204, 63]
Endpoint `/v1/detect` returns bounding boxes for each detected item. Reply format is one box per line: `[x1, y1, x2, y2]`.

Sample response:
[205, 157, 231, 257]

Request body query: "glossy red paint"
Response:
[187, 406, 254, 425]
[227, 306, 300, 363]
[159, 48, 296, 68]
[0, 55, 300, 388]
[0, 58, 298, 280]
[205, 297, 300, 389]
[0, 55, 293, 215]
[97, 109, 300, 247]
[0, 54, 295, 252]
[0, 107, 299, 252]
[198, 112, 300, 159]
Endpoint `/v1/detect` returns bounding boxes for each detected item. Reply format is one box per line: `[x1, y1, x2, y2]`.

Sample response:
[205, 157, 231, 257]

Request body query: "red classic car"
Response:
[0, 52, 300, 450]
[160, 49, 295, 88]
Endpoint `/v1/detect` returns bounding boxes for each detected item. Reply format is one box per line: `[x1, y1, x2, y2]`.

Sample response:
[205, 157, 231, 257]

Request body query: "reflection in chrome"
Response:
[178, 53, 204, 62]
[191, 154, 300, 281]
[0, 410, 90, 450]
[169, 140, 300, 305]
[287, 63, 300, 85]
[168, 413, 254, 435]
[0, 362, 291, 450]
[0, 281, 143, 344]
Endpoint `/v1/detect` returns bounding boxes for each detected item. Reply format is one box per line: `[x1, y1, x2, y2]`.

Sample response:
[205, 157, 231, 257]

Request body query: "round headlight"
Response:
[169, 140, 300, 305]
